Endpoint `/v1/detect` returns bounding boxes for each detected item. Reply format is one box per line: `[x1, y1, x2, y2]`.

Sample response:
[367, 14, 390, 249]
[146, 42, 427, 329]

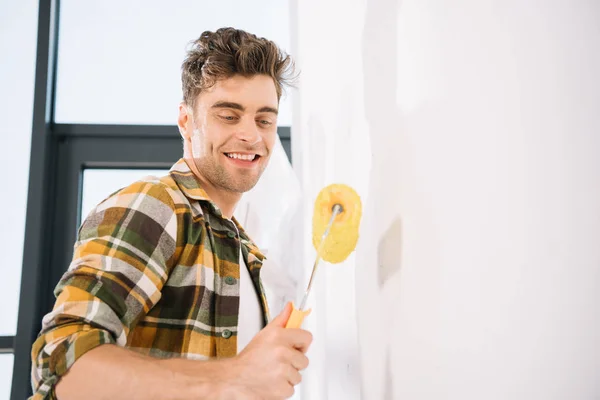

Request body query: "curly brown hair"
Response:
[181, 27, 296, 110]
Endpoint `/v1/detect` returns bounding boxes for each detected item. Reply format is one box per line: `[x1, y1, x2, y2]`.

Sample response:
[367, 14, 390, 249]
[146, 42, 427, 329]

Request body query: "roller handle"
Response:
[285, 303, 312, 329]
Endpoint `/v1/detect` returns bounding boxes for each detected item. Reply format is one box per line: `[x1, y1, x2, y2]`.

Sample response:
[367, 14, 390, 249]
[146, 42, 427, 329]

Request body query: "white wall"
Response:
[294, 0, 600, 399]
[293, 0, 371, 398]
[0, 0, 39, 396]
[357, 1, 600, 399]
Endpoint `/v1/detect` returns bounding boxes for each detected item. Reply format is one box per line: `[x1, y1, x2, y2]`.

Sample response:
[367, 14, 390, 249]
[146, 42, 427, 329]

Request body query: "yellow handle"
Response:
[285, 303, 311, 329]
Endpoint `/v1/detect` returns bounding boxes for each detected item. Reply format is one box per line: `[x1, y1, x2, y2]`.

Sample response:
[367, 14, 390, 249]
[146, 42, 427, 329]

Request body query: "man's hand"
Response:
[227, 302, 313, 399]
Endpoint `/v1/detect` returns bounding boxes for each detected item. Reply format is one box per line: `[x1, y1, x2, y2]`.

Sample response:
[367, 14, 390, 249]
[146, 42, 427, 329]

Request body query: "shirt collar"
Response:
[169, 158, 266, 261]
[168, 158, 213, 202]
[232, 217, 265, 262]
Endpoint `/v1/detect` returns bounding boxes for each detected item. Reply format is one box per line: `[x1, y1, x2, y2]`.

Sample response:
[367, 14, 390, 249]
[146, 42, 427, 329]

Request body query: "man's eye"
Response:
[258, 120, 273, 126]
[220, 115, 237, 121]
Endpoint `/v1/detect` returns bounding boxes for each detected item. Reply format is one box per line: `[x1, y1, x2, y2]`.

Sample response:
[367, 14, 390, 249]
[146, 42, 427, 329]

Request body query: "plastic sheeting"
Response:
[234, 135, 303, 315]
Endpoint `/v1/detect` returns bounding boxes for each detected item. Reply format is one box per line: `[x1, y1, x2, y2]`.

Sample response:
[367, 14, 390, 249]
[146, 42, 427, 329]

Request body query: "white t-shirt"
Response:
[237, 251, 264, 353]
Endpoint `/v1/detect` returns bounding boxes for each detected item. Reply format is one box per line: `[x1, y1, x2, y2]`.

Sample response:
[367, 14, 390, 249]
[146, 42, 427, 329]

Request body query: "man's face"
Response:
[181, 74, 279, 194]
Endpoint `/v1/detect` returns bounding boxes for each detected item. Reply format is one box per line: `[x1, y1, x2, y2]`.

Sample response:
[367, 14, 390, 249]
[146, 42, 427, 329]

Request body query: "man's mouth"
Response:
[224, 152, 260, 163]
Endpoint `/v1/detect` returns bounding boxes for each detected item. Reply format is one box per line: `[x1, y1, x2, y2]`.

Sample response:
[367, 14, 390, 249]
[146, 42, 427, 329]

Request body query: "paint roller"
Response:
[285, 183, 363, 329]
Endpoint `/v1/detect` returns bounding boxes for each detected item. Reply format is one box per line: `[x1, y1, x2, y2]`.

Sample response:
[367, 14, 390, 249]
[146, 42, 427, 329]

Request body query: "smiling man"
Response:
[30, 28, 311, 400]
[181, 75, 279, 216]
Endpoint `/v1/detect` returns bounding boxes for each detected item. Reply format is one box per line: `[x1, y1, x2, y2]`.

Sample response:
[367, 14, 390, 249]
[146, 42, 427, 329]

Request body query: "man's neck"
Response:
[184, 157, 241, 219]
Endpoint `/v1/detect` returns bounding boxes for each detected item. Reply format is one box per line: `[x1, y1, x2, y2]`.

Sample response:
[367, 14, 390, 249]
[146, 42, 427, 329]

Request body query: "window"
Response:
[14, 1, 294, 398]
[81, 168, 170, 221]
[0, 1, 39, 397]
[55, 0, 292, 126]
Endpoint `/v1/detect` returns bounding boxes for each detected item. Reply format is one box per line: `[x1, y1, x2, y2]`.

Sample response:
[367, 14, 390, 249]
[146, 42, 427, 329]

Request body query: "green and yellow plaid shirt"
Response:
[30, 158, 270, 399]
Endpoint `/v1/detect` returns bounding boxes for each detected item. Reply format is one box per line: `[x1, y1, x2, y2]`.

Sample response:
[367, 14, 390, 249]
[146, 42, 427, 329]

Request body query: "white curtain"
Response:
[234, 136, 303, 315]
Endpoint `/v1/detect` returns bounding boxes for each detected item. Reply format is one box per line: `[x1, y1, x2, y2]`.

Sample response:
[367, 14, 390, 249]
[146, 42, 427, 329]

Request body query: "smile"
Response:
[225, 152, 258, 161]
[223, 152, 262, 168]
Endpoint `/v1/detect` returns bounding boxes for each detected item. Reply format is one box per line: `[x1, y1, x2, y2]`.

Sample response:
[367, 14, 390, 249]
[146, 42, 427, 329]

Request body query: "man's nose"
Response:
[235, 117, 262, 145]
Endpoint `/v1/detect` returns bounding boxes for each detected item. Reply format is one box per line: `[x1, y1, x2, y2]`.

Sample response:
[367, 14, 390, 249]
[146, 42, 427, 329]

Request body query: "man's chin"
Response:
[216, 165, 266, 193]
[223, 179, 260, 194]
[229, 171, 266, 193]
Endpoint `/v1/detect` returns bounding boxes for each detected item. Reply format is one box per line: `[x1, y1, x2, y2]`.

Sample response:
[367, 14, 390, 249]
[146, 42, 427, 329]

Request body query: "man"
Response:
[30, 27, 312, 400]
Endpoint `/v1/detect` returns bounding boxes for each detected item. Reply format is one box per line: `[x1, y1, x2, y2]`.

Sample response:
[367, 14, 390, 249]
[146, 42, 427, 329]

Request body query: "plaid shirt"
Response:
[30, 158, 270, 399]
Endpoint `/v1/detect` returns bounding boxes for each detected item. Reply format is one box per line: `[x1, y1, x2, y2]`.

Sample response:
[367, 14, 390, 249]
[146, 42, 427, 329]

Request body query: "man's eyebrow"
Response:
[257, 106, 278, 115]
[211, 102, 278, 115]
[211, 101, 245, 111]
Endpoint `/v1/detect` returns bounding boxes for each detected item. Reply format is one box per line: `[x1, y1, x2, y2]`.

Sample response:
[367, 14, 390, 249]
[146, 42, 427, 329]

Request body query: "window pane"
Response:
[55, 0, 293, 126]
[0, 0, 39, 335]
[81, 169, 169, 221]
[0, 354, 14, 399]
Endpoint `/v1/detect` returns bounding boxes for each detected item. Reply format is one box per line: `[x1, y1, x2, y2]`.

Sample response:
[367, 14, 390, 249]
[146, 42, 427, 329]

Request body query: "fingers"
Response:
[268, 302, 293, 328]
[285, 364, 303, 386]
[277, 346, 309, 371]
[272, 383, 295, 400]
[262, 315, 313, 353]
[280, 328, 313, 353]
[288, 349, 309, 371]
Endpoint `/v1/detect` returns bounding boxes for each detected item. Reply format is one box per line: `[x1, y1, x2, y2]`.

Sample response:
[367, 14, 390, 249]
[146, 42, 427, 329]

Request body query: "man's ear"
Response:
[177, 103, 191, 141]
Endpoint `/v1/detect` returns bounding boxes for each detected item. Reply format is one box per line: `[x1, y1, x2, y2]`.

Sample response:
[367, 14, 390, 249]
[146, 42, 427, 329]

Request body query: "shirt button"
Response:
[222, 329, 232, 339]
[227, 231, 236, 239]
[225, 276, 236, 285]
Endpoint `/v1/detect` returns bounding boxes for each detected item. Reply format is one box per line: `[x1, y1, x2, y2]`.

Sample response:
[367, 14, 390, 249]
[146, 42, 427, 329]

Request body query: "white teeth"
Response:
[227, 153, 256, 161]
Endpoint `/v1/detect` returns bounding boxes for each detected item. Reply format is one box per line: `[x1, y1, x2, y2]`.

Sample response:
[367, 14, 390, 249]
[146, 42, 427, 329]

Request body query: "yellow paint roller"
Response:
[285, 183, 362, 329]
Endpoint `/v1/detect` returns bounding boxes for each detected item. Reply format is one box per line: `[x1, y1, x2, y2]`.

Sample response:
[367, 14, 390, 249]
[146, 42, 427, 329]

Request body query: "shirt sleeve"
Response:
[30, 179, 181, 399]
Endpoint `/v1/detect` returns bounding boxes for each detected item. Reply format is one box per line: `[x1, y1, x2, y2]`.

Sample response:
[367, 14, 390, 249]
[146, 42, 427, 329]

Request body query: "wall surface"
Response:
[294, 0, 371, 398]
[294, 0, 600, 399]
[356, 1, 600, 399]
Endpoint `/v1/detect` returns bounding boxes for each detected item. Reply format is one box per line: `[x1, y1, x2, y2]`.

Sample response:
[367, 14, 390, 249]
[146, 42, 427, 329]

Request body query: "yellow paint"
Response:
[312, 184, 362, 263]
